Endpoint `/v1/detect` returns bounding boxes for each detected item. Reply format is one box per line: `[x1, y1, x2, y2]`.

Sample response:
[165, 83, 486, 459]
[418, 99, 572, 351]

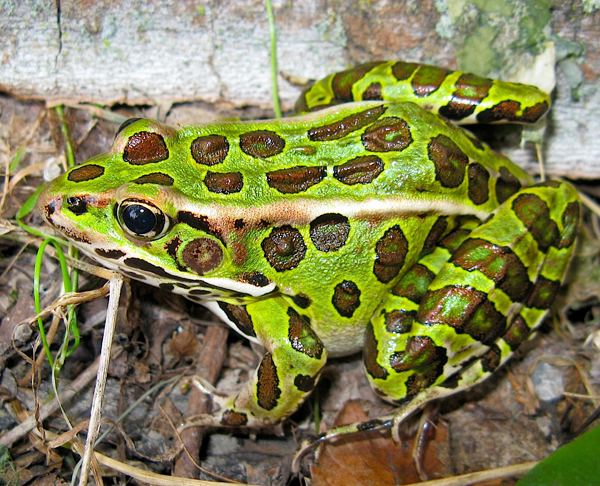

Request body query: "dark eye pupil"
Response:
[122, 204, 157, 235]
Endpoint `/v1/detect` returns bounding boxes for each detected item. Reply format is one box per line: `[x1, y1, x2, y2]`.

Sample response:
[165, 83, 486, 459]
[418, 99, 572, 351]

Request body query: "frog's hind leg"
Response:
[363, 181, 580, 423]
[291, 182, 579, 472]
[191, 297, 327, 428]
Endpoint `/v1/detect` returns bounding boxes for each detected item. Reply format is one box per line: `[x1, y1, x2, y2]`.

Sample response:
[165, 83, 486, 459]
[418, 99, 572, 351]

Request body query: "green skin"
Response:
[39, 61, 579, 429]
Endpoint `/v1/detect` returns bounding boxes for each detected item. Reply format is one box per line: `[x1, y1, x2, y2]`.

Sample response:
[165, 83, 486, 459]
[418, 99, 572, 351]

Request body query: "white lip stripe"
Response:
[198, 277, 277, 296]
[79, 245, 277, 297]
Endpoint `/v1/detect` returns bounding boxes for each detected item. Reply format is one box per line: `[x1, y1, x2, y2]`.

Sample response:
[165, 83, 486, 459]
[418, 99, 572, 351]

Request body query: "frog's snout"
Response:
[37, 186, 62, 228]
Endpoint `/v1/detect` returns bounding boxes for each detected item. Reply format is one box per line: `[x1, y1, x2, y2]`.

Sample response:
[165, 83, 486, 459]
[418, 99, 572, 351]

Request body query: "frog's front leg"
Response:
[364, 181, 579, 418]
[200, 297, 327, 427]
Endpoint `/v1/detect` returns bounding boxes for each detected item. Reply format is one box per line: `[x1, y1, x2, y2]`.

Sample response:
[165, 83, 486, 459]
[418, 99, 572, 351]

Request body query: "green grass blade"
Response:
[265, 0, 282, 118]
[33, 238, 78, 368]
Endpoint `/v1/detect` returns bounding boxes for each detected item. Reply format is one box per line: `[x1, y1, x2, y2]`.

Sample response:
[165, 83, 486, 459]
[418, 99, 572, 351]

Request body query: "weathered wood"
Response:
[2, 0, 598, 178]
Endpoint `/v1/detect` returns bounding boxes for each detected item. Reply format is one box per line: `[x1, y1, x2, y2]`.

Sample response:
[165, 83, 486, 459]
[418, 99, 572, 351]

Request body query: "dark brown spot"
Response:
[363, 82, 382, 100]
[418, 285, 506, 345]
[181, 238, 224, 275]
[392, 264, 435, 303]
[428, 134, 468, 188]
[384, 309, 415, 334]
[191, 134, 229, 166]
[307, 105, 387, 141]
[309, 213, 350, 252]
[294, 374, 315, 392]
[558, 201, 580, 249]
[67, 164, 105, 182]
[512, 193, 559, 252]
[496, 167, 522, 203]
[204, 171, 243, 194]
[330, 61, 385, 101]
[477, 100, 521, 123]
[332, 280, 361, 318]
[452, 238, 532, 302]
[361, 116, 412, 152]
[438, 73, 493, 120]
[521, 101, 550, 123]
[503, 315, 530, 350]
[218, 302, 256, 337]
[373, 225, 408, 283]
[188, 287, 212, 295]
[467, 163, 490, 205]
[266, 166, 325, 193]
[356, 419, 387, 431]
[159, 282, 174, 291]
[239, 130, 285, 158]
[292, 294, 311, 308]
[411, 65, 450, 97]
[527, 276, 561, 309]
[287, 308, 323, 359]
[363, 322, 388, 380]
[261, 226, 306, 271]
[481, 345, 502, 372]
[333, 155, 384, 185]
[256, 353, 281, 410]
[421, 217, 449, 256]
[123, 270, 146, 280]
[440, 227, 472, 253]
[220, 410, 248, 427]
[165, 237, 182, 262]
[239, 272, 270, 287]
[177, 211, 222, 241]
[124, 257, 200, 283]
[390, 336, 447, 397]
[95, 248, 125, 259]
[123, 131, 169, 165]
[133, 172, 174, 186]
[391, 61, 419, 81]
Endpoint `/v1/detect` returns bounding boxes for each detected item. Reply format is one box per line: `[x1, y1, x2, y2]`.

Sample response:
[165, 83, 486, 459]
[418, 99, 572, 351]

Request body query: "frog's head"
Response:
[38, 118, 275, 299]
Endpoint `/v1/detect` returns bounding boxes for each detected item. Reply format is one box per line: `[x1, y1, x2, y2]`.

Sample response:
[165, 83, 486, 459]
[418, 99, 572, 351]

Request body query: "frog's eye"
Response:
[117, 199, 169, 240]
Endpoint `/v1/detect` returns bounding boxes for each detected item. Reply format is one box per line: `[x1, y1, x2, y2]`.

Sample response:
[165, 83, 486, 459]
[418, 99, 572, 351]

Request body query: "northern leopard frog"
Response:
[39, 61, 579, 430]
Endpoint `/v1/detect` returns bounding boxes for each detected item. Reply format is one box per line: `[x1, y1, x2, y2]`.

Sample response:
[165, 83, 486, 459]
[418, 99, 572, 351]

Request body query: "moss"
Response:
[436, 0, 553, 75]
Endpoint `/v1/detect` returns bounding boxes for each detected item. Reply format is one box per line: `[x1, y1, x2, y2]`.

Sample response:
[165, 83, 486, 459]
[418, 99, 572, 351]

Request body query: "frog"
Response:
[38, 61, 579, 434]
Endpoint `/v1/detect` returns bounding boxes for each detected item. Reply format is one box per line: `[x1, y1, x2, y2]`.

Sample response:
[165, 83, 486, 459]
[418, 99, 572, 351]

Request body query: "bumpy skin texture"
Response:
[39, 61, 579, 427]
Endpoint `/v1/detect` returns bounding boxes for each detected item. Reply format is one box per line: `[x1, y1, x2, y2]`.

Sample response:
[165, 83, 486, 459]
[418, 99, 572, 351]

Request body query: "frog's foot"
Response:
[412, 404, 440, 481]
[291, 415, 394, 473]
[187, 296, 328, 429]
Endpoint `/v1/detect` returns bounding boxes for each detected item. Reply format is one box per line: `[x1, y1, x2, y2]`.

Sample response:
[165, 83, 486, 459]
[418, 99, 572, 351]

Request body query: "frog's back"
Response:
[72, 102, 531, 231]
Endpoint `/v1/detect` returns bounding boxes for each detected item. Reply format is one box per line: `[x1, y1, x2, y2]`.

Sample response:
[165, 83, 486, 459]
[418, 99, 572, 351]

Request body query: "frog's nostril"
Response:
[37, 189, 61, 225]
[42, 197, 59, 222]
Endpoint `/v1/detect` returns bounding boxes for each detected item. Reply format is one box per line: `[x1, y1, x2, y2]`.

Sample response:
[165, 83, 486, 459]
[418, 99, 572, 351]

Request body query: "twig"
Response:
[173, 325, 229, 478]
[78, 276, 123, 486]
[95, 450, 251, 486]
[402, 460, 537, 485]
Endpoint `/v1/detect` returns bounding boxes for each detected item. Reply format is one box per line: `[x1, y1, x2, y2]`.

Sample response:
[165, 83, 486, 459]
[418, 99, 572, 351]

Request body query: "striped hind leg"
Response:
[363, 181, 579, 421]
